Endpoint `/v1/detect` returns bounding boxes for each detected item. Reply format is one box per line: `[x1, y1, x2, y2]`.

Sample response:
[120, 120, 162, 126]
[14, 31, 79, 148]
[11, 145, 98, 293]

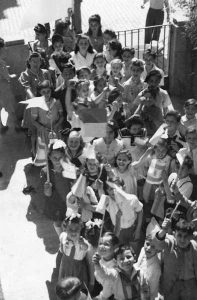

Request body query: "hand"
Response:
[104, 163, 112, 173]
[96, 179, 104, 191]
[139, 96, 146, 105]
[92, 252, 101, 265]
[161, 218, 171, 232]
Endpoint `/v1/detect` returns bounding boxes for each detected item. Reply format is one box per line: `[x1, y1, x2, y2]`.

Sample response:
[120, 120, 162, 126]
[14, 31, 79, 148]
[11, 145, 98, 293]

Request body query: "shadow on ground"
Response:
[0, 130, 31, 190]
[0, 0, 18, 20]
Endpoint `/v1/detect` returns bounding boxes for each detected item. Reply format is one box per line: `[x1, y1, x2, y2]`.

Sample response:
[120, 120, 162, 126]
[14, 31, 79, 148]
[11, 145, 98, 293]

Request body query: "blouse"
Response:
[70, 51, 96, 69]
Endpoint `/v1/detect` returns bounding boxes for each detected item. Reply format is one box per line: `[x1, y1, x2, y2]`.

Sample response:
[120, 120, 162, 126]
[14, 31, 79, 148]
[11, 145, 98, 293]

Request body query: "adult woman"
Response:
[70, 34, 96, 70]
[32, 23, 51, 55]
[31, 80, 64, 166]
[86, 14, 104, 53]
[93, 120, 124, 165]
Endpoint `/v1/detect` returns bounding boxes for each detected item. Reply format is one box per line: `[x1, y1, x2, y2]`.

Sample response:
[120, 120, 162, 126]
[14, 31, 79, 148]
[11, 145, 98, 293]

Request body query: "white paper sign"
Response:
[61, 162, 76, 179]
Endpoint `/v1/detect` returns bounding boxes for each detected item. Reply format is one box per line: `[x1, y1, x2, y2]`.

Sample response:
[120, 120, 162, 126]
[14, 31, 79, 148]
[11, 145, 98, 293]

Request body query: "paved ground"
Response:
[0, 1, 183, 300]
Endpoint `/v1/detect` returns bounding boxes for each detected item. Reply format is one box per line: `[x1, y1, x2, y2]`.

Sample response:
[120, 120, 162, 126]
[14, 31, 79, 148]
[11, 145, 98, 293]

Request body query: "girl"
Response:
[86, 14, 104, 52]
[66, 184, 98, 223]
[103, 29, 117, 63]
[93, 120, 124, 165]
[133, 138, 171, 207]
[54, 20, 75, 52]
[41, 139, 72, 221]
[91, 53, 107, 80]
[56, 277, 88, 300]
[70, 34, 96, 70]
[92, 232, 119, 299]
[122, 59, 146, 112]
[31, 80, 64, 166]
[108, 40, 122, 62]
[64, 129, 85, 168]
[108, 59, 123, 87]
[90, 76, 109, 108]
[111, 149, 137, 195]
[121, 47, 135, 82]
[58, 215, 94, 290]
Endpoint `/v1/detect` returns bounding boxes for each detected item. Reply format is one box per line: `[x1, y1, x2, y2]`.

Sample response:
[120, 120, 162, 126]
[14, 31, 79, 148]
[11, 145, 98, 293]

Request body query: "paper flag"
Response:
[71, 174, 86, 197]
[20, 96, 49, 111]
[149, 123, 168, 146]
[61, 162, 77, 179]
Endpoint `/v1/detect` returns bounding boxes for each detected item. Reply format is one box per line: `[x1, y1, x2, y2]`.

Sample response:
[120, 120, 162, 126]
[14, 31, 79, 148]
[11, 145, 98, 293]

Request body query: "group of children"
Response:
[1, 13, 197, 300]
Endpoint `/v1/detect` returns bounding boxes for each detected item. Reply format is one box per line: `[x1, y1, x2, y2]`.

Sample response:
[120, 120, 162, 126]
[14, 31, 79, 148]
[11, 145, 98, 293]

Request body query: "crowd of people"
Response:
[1, 11, 197, 300]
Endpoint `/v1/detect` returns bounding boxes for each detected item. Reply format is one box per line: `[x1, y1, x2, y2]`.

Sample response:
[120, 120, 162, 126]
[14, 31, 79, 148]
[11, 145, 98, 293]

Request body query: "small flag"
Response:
[149, 123, 168, 146]
[78, 108, 107, 137]
[71, 174, 86, 197]
[19, 96, 49, 111]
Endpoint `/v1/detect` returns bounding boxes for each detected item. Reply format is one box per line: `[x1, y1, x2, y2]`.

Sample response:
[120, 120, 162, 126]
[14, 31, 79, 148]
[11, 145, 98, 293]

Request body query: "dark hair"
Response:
[165, 110, 181, 123]
[60, 62, 75, 74]
[103, 29, 117, 40]
[54, 20, 67, 36]
[107, 176, 125, 188]
[184, 98, 197, 108]
[76, 66, 91, 77]
[154, 138, 168, 149]
[125, 114, 144, 129]
[145, 69, 162, 83]
[143, 48, 157, 60]
[0, 37, 5, 48]
[26, 52, 41, 68]
[122, 47, 135, 56]
[108, 40, 122, 58]
[48, 141, 65, 158]
[108, 89, 121, 105]
[34, 23, 47, 35]
[101, 231, 119, 246]
[74, 34, 94, 54]
[114, 244, 136, 261]
[177, 155, 193, 169]
[93, 75, 107, 91]
[107, 120, 119, 138]
[62, 215, 82, 230]
[174, 218, 194, 235]
[87, 14, 103, 37]
[56, 277, 82, 300]
[131, 59, 144, 72]
[51, 33, 64, 45]
[92, 52, 107, 68]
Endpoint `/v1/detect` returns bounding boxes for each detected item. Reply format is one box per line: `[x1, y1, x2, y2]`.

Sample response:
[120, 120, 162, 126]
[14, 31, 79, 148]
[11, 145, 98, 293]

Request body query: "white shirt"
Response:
[97, 190, 143, 229]
[113, 166, 137, 195]
[178, 146, 197, 175]
[70, 51, 96, 69]
[93, 138, 124, 165]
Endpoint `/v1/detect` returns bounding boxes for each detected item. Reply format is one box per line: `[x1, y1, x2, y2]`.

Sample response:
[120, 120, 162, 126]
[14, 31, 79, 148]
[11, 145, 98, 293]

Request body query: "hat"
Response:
[34, 23, 47, 34]
[145, 69, 162, 83]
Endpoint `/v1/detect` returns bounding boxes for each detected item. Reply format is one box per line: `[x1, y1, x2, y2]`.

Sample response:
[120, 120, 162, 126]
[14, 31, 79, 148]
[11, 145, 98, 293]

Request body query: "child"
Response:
[90, 76, 109, 109]
[93, 244, 141, 300]
[108, 40, 123, 62]
[136, 237, 161, 300]
[180, 98, 197, 135]
[107, 89, 130, 129]
[164, 110, 186, 158]
[91, 53, 108, 80]
[58, 214, 94, 290]
[92, 232, 119, 299]
[121, 47, 135, 82]
[103, 29, 117, 63]
[133, 138, 171, 204]
[108, 59, 123, 87]
[122, 59, 146, 112]
[66, 183, 98, 223]
[154, 217, 197, 300]
[0, 37, 19, 132]
[178, 127, 197, 175]
[56, 277, 88, 300]
[135, 87, 164, 137]
[133, 69, 173, 117]
[141, 48, 165, 86]
[109, 149, 137, 195]
[96, 178, 143, 244]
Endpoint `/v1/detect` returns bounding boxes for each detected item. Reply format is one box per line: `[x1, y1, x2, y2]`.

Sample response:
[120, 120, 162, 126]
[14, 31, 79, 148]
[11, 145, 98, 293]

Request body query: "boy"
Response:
[93, 244, 142, 300]
[96, 177, 143, 244]
[180, 98, 197, 135]
[154, 217, 197, 300]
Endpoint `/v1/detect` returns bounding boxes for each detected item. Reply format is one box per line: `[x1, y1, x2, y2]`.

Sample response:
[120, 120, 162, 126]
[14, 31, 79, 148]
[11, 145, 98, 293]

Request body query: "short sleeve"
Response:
[161, 90, 173, 110]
